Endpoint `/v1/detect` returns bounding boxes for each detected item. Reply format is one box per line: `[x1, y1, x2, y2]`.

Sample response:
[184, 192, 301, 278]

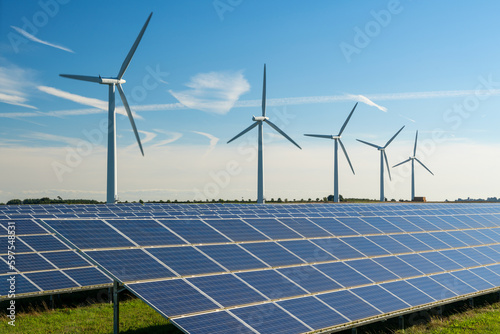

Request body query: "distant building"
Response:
[413, 197, 426, 202]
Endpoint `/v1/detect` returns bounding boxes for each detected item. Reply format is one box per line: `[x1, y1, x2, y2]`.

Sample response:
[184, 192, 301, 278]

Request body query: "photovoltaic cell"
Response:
[340, 236, 389, 257]
[128, 279, 219, 317]
[236, 270, 306, 299]
[0, 274, 40, 296]
[231, 303, 311, 334]
[197, 244, 267, 271]
[105, 219, 185, 246]
[158, 219, 230, 244]
[278, 265, 342, 293]
[307, 218, 357, 236]
[174, 311, 254, 334]
[318, 290, 381, 322]
[242, 218, 302, 239]
[148, 247, 224, 276]
[25, 270, 78, 291]
[188, 274, 266, 307]
[278, 240, 336, 262]
[311, 238, 364, 260]
[277, 218, 331, 238]
[90, 249, 175, 281]
[240, 242, 304, 267]
[346, 259, 399, 283]
[203, 219, 268, 242]
[351, 285, 409, 313]
[373, 256, 422, 279]
[381, 280, 434, 306]
[278, 296, 347, 330]
[315, 262, 372, 288]
[42, 251, 90, 269]
[64, 267, 112, 286]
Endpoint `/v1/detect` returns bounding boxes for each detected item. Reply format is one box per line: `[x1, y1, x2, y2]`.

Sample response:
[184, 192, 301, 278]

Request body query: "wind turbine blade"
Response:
[384, 125, 405, 148]
[393, 158, 411, 168]
[117, 84, 144, 156]
[356, 139, 380, 149]
[339, 139, 355, 174]
[338, 102, 358, 136]
[383, 150, 392, 180]
[262, 64, 266, 117]
[264, 119, 301, 149]
[304, 134, 332, 139]
[227, 122, 258, 144]
[59, 74, 101, 83]
[117, 12, 153, 79]
[415, 158, 434, 175]
[413, 130, 418, 156]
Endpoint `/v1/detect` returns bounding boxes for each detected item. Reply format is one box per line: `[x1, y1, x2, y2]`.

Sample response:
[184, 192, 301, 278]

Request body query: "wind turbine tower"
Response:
[227, 64, 302, 204]
[60, 13, 153, 204]
[304, 103, 358, 202]
[357, 126, 405, 202]
[393, 130, 434, 201]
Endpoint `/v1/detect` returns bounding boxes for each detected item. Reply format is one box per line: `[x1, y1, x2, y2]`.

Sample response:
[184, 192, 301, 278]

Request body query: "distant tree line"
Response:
[4, 197, 102, 205]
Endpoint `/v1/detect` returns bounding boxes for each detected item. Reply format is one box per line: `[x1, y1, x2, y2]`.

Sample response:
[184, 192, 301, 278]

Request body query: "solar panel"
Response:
[1, 202, 499, 333]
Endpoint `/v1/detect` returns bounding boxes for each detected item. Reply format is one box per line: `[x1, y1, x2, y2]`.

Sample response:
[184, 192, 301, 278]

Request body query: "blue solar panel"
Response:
[346, 259, 399, 283]
[0, 274, 40, 296]
[397, 254, 441, 274]
[128, 279, 219, 317]
[278, 240, 336, 262]
[64, 267, 112, 286]
[203, 219, 268, 241]
[311, 238, 364, 260]
[47, 220, 135, 249]
[105, 219, 185, 246]
[405, 276, 454, 300]
[148, 247, 224, 276]
[340, 236, 389, 257]
[391, 234, 433, 252]
[381, 280, 434, 306]
[276, 218, 331, 237]
[307, 218, 357, 236]
[187, 274, 266, 307]
[236, 270, 306, 299]
[159, 219, 230, 244]
[242, 218, 302, 239]
[25, 271, 78, 291]
[278, 265, 342, 293]
[174, 311, 254, 334]
[373, 256, 422, 278]
[90, 249, 175, 281]
[336, 217, 382, 234]
[278, 296, 347, 330]
[240, 242, 304, 267]
[366, 235, 412, 254]
[351, 285, 409, 313]
[315, 262, 372, 288]
[198, 244, 267, 271]
[430, 272, 476, 295]
[231, 303, 311, 334]
[318, 290, 381, 321]
[5, 253, 55, 272]
[42, 251, 90, 269]
[18, 235, 70, 252]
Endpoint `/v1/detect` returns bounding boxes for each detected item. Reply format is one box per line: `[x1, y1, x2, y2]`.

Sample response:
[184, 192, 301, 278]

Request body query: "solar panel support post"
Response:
[469, 298, 474, 308]
[113, 280, 120, 334]
[399, 315, 404, 330]
[351, 327, 357, 334]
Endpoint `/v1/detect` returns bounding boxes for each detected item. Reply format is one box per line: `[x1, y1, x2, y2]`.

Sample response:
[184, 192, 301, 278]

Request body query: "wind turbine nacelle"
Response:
[100, 78, 126, 85]
[252, 116, 269, 122]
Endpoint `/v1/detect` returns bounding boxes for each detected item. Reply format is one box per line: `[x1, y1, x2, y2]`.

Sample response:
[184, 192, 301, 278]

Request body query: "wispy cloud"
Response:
[0, 62, 38, 109]
[192, 131, 219, 157]
[22, 131, 89, 147]
[151, 130, 183, 147]
[4, 87, 500, 119]
[37, 86, 142, 119]
[169, 71, 250, 114]
[11, 26, 74, 53]
[346, 94, 387, 112]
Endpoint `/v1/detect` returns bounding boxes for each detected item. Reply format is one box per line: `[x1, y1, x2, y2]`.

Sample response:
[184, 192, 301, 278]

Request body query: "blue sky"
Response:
[1, 0, 500, 202]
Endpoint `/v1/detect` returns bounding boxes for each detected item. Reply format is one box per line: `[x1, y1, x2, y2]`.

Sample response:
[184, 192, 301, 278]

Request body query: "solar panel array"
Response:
[0, 218, 112, 299]
[30, 203, 500, 334]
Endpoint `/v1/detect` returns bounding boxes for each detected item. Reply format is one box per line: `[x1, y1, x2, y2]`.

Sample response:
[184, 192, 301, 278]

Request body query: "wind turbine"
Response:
[393, 130, 434, 201]
[60, 13, 152, 204]
[357, 126, 405, 202]
[227, 64, 301, 204]
[304, 103, 358, 203]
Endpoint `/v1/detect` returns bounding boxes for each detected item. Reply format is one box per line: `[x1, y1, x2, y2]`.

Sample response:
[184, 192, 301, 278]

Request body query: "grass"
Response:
[0, 297, 181, 334]
[2, 294, 500, 333]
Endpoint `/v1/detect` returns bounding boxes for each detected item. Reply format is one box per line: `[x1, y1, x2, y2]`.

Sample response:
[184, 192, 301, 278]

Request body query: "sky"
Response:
[1, 0, 500, 203]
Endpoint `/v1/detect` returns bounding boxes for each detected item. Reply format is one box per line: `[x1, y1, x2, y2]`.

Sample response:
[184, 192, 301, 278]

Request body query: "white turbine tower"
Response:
[227, 64, 301, 204]
[393, 130, 434, 201]
[357, 126, 405, 202]
[60, 13, 152, 204]
[304, 103, 358, 203]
